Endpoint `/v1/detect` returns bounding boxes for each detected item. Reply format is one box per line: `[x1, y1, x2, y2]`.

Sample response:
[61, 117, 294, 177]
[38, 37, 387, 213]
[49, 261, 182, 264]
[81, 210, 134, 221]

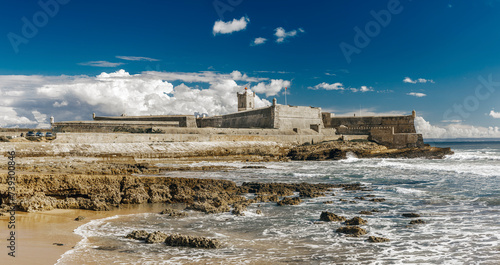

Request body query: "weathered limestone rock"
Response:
[164, 234, 221, 249]
[319, 211, 346, 222]
[254, 194, 279, 202]
[345, 217, 367, 225]
[367, 236, 390, 243]
[187, 201, 231, 214]
[146, 231, 168, 243]
[17, 192, 58, 212]
[336, 226, 367, 237]
[125, 230, 149, 241]
[359, 211, 373, 215]
[277, 197, 302, 206]
[370, 198, 386, 202]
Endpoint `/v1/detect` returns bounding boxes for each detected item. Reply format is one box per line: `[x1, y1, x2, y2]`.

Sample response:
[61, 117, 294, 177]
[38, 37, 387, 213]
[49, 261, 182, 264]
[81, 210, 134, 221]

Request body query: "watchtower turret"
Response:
[237, 87, 255, 111]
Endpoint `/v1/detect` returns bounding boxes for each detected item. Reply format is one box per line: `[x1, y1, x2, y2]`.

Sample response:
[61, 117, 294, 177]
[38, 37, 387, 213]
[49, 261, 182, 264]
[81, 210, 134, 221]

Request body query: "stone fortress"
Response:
[50, 89, 423, 148]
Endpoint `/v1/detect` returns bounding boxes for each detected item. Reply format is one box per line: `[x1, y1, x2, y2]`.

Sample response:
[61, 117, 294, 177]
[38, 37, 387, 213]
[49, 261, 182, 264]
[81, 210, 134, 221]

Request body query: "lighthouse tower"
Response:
[237, 87, 255, 111]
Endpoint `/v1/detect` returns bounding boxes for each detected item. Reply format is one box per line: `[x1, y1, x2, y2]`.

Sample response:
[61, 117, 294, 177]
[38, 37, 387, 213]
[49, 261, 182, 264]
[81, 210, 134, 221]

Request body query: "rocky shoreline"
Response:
[0, 174, 364, 212]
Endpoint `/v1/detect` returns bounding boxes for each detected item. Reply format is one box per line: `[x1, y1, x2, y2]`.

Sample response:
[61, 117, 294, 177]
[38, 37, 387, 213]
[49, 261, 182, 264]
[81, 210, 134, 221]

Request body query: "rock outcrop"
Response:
[277, 197, 302, 206]
[344, 217, 367, 225]
[402, 213, 421, 218]
[367, 236, 390, 243]
[125, 230, 220, 249]
[336, 226, 367, 237]
[319, 211, 346, 222]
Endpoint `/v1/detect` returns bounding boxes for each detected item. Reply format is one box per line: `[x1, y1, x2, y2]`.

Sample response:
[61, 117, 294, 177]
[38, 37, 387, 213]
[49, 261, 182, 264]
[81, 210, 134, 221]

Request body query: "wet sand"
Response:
[0, 204, 167, 265]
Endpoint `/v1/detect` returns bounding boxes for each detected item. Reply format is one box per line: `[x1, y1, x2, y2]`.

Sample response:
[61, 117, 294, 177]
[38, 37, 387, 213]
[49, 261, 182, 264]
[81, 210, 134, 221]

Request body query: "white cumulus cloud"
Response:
[213, 16, 249, 35]
[403, 77, 435, 84]
[309, 82, 344, 91]
[407, 92, 427, 97]
[251, 37, 267, 46]
[350, 86, 373, 93]
[489, 110, 500, 118]
[275, 27, 304, 43]
[251, 79, 291, 97]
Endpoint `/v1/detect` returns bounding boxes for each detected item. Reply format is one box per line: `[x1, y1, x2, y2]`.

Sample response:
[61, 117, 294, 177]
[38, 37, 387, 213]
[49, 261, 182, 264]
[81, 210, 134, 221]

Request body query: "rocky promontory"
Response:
[287, 140, 453, 160]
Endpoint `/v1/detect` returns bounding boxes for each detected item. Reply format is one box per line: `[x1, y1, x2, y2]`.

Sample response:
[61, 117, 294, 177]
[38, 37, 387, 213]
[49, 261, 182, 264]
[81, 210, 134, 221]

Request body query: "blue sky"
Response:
[1, 0, 500, 138]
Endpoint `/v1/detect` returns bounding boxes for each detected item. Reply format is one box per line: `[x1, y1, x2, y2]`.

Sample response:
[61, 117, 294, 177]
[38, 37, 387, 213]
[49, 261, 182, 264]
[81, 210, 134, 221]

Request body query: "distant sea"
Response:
[57, 141, 500, 264]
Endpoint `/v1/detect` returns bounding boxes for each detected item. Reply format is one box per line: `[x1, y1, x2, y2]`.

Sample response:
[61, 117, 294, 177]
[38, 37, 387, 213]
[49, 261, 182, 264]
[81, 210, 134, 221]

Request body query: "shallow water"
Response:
[57, 142, 500, 264]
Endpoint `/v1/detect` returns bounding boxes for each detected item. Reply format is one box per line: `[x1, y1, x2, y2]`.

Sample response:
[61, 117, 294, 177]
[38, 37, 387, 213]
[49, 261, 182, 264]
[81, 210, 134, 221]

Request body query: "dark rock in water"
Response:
[345, 216, 367, 225]
[146, 231, 168, 243]
[277, 197, 302, 206]
[74, 216, 86, 221]
[339, 199, 348, 202]
[359, 211, 373, 215]
[354, 196, 365, 200]
[402, 213, 421, 218]
[159, 208, 188, 217]
[336, 226, 367, 237]
[371, 209, 380, 212]
[242, 166, 266, 169]
[319, 211, 346, 222]
[256, 209, 262, 215]
[367, 236, 390, 243]
[53, 243, 64, 246]
[370, 198, 386, 202]
[409, 219, 426, 224]
[126, 230, 149, 241]
[164, 234, 221, 249]
[323, 201, 334, 204]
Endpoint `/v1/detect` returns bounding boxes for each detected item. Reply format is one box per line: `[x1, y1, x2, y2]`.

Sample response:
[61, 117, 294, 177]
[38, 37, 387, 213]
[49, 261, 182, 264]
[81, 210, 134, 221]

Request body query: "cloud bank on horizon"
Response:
[0, 69, 290, 128]
[1, 69, 499, 139]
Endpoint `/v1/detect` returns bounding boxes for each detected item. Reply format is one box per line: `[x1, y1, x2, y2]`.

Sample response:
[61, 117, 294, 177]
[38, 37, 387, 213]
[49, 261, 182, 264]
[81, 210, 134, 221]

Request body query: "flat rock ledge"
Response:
[126, 230, 221, 249]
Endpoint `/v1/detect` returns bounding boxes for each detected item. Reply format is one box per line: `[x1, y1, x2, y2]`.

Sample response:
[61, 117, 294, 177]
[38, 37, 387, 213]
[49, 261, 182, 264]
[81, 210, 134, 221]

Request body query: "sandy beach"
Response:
[0, 204, 166, 265]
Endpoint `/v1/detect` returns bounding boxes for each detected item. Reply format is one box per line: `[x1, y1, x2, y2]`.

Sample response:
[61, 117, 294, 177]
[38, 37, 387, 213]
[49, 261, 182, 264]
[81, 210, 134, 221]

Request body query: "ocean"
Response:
[57, 142, 500, 264]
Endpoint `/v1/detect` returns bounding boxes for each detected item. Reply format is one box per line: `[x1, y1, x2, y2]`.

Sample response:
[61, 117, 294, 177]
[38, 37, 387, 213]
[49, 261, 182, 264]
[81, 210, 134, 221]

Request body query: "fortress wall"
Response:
[274, 105, 324, 130]
[52, 121, 179, 133]
[197, 116, 223, 128]
[322, 114, 417, 133]
[52, 131, 340, 145]
[220, 107, 274, 128]
[94, 115, 197, 128]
